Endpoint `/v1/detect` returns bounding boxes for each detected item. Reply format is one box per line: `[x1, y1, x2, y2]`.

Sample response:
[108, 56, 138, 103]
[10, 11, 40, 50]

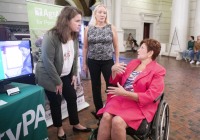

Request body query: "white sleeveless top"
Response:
[60, 40, 74, 77]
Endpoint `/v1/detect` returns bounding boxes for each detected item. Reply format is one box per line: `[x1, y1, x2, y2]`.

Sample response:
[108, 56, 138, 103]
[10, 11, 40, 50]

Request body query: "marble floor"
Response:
[47, 51, 200, 140]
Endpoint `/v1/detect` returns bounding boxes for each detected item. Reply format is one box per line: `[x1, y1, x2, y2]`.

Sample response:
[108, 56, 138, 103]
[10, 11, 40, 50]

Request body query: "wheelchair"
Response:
[88, 93, 170, 140]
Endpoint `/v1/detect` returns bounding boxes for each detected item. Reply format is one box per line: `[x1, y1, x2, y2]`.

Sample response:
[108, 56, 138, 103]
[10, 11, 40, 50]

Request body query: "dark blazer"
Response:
[35, 31, 79, 92]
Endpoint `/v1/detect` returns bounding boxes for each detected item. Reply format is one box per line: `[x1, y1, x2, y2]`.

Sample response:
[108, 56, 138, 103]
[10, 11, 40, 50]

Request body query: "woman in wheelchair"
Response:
[96, 38, 166, 140]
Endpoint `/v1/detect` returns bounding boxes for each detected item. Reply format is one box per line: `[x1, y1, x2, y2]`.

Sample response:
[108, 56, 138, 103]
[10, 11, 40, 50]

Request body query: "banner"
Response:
[26, 0, 62, 62]
[26, 0, 89, 127]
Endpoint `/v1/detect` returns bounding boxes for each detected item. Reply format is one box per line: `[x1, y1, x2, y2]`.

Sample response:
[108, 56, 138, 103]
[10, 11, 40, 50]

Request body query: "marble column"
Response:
[194, 0, 200, 38]
[168, 0, 189, 60]
[113, 0, 121, 29]
[112, 0, 125, 52]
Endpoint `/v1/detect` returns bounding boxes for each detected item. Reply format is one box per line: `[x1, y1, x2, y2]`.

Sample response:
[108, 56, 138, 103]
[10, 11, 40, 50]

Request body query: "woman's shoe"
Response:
[57, 133, 67, 140]
[72, 127, 92, 132]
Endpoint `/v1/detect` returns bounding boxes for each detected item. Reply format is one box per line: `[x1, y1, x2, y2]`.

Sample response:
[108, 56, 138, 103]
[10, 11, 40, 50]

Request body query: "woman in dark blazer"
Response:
[35, 6, 91, 140]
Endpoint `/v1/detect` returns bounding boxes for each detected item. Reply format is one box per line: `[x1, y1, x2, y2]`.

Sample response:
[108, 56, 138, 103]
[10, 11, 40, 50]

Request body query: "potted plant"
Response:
[0, 15, 7, 22]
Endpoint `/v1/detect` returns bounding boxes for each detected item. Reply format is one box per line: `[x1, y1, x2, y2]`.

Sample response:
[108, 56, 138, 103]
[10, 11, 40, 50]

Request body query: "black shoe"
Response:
[72, 127, 92, 132]
[57, 133, 67, 140]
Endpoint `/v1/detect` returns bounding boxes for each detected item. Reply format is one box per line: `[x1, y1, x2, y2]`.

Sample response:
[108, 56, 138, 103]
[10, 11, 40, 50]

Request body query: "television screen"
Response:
[0, 40, 33, 92]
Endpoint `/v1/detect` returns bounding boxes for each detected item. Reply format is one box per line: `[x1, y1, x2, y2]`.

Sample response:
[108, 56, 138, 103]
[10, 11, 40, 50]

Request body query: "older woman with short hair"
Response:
[97, 38, 166, 140]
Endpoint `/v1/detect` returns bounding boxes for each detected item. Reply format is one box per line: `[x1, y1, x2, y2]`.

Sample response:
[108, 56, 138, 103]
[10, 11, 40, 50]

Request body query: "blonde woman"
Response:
[83, 4, 119, 116]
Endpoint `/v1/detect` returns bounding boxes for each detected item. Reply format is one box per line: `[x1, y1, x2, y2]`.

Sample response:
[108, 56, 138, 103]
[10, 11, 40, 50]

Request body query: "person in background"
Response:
[131, 38, 139, 52]
[126, 33, 139, 52]
[82, 4, 119, 117]
[97, 39, 166, 140]
[18, 41, 32, 75]
[34, 35, 44, 62]
[35, 6, 91, 140]
[182, 36, 194, 62]
[190, 35, 200, 65]
[127, 33, 134, 47]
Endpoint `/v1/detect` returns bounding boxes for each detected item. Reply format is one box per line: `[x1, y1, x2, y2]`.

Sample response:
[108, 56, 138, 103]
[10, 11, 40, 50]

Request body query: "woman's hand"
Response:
[112, 62, 127, 74]
[71, 75, 77, 90]
[56, 84, 63, 95]
[82, 64, 88, 73]
[106, 82, 127, 97]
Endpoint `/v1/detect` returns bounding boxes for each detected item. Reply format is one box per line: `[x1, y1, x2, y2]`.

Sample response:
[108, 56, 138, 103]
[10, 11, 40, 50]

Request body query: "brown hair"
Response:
[140, 39, 161, 60]
[49, 6, 82, 43]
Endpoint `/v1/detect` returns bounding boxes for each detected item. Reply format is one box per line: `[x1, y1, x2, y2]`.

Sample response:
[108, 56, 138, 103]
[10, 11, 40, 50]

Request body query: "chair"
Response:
[88, 93, 170, 140]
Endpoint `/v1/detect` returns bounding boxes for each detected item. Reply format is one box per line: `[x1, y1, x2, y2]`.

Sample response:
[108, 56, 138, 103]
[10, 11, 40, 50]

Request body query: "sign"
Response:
[0, 83, 48, 140]
[26, 0, 63, 57]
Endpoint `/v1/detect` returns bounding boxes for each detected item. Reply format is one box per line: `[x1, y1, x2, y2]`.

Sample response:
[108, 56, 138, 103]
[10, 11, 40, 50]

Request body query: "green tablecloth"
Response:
[0, 82, 48, 140]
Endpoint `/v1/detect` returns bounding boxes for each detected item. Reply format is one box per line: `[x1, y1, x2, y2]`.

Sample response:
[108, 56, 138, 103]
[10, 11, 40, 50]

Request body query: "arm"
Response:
[110, 60, 137, 84]
[187, 41, 190, 50]
[194, 42, 197, 52]
[111, 25, 119, 63]
[136, 68, 166, 107]
[72, 40, 79, 76]
[111, 62, 126, 80]
[107, 67, 165, 104]
[42, 33, 63, 94]
[83, 26, 89, 72]
[109, 62, 127, 86]
[42, 33, 62, 86]
[70, 40, 79, 90]
[107, 82, 139, 102]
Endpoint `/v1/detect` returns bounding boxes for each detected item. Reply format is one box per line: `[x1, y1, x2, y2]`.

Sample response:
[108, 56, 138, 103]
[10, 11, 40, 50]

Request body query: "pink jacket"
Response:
[109, 59, 166, 123]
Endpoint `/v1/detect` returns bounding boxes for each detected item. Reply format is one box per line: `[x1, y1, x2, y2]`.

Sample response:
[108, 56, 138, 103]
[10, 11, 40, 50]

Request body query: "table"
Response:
[0, 82, 48, 140]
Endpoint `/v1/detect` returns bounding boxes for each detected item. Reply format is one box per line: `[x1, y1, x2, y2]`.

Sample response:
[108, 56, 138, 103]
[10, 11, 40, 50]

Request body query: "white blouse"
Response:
[60, 40, 74, 77]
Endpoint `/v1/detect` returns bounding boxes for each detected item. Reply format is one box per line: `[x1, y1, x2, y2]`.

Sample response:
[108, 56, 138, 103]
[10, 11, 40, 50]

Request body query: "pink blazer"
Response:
[109, 59, 166, 123]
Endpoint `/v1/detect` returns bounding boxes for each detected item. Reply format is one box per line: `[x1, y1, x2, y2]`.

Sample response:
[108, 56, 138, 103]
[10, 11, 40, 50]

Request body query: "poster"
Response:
[26, 0, 89, 127]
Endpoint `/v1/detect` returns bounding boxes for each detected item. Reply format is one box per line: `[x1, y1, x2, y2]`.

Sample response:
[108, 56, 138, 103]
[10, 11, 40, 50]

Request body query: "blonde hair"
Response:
[89, 4, 110, 26]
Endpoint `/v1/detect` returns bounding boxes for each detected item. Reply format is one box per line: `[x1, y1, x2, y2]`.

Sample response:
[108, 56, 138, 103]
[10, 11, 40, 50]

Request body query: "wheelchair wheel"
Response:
[88, 128, 98, 140]
[153, 100, 170, 140]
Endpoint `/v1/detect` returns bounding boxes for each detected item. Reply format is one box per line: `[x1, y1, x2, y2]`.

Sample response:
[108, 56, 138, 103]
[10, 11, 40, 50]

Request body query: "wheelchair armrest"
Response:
[153, 93, 164, 103]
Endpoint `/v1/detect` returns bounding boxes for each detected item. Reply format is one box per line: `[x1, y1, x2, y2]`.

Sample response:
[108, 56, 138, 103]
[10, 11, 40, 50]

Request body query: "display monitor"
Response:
[0, 40, 33, 93]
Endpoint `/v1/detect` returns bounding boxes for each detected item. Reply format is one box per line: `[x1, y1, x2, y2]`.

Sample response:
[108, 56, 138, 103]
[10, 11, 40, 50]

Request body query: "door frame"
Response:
[139, 12, 162, 41]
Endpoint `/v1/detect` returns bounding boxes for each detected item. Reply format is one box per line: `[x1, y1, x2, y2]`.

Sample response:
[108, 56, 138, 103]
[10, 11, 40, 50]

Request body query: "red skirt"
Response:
[97, 94, 145, 130]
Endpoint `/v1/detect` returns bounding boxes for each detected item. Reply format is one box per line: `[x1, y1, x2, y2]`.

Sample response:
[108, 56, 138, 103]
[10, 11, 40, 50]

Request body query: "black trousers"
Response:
[87, 58, 114, 112]
[45, 74, 79, 127]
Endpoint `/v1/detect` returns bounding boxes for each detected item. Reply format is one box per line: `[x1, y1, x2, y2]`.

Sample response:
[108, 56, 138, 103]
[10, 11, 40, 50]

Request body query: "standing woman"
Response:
[35, 6, 91, 140]
[83, 4, 120, 114]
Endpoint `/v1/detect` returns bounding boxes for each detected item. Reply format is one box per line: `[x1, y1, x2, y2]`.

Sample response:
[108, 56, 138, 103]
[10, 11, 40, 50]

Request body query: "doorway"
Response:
[143, 23, 150, 39]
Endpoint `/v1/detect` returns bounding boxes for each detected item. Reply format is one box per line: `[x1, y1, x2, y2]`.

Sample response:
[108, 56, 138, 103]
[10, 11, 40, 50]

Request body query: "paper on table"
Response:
[0, 100, 7, 106]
